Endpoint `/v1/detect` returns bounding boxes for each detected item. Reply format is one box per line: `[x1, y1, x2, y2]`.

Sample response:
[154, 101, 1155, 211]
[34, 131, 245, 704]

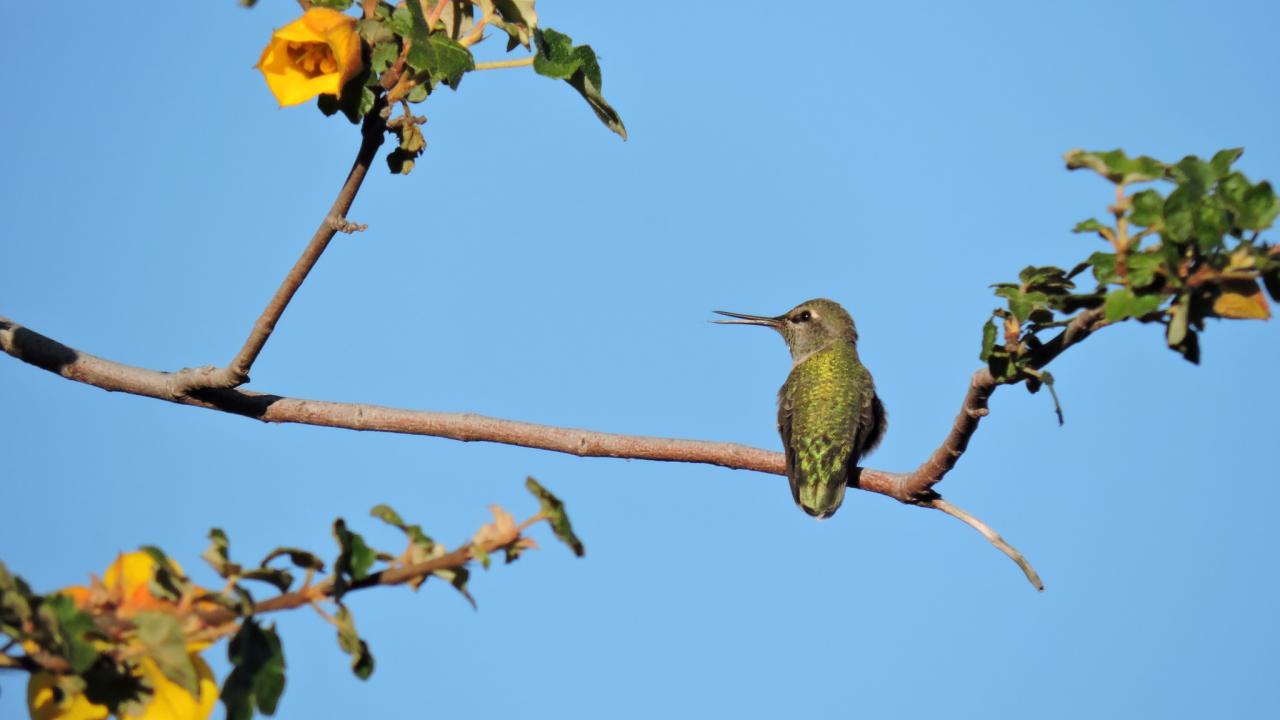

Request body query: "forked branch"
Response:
[168, 108, 388, 396]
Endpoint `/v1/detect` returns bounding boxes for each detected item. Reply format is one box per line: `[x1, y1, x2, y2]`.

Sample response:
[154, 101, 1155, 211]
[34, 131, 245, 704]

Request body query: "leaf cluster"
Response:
[2, 478, 582, 720]
[980, 148, 1276, 414]
[264, 0, 625, 174]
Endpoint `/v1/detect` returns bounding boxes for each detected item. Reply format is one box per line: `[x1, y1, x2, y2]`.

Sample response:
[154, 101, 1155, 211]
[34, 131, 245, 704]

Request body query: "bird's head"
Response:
[714, 298, 858, 361]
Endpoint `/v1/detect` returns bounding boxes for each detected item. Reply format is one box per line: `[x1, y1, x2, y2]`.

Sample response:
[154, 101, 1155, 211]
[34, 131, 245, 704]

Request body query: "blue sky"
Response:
[2, 1, 1278, 718]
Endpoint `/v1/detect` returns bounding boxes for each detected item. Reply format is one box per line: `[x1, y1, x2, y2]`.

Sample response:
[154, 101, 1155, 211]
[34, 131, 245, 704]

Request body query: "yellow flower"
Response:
[27, 656, 218, 720]
[26, 552, 218, 720]
[257, 7, 364, 107]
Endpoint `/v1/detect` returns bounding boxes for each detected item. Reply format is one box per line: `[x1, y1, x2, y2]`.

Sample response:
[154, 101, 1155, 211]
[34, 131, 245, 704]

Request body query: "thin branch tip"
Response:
[931, 498, 1044, 591]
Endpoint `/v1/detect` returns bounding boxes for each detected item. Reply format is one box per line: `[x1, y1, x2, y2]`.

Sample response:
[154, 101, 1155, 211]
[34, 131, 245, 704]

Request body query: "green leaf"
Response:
[1072, 218, 1105, 234]
[985, 348, 1017, 382]
[1044, 373, 1064, 425]
[1171, 155, 1215, 189]
[1066, 261, 1091, 279]
[1064, 149, 1165, 185]
[406, 83, 429, 103]
[1218, 172, 1250, 208]
[566, 57, 627, 140]
[203, 528, 241, 579]
[488, 0, 539, 49]
[1161, 183, 1201, 245]
[389, 3, 414, 37]
[1088, 251, 1117, 284]
[202, 586, 255, 618]
[525, 477, 585, 557]
[358, 19, 396, 47]
[472, 544, 491, 570]
[1129, 189, 1164, 228]
[370, 504, 408, 528]
[309, 0, 354, 9]
[261, 548, 326, 573]
[1210, 148, 1244, 177]
[370, 504, 438, 579]
[1103, 288, 1165, 322]
[222, 619, 287, 720]
[240, 568, 294, 594]
[0, 561, 34, 638]
[369, 41, 400, 76]
[1238, 181, 1280, 230]
[979, 319, 997, 361]
[433, 564, 475, 608]
[333, 519, 376, 598]
[995, 287, 1048, 323]
[138, 546, 188, 602]
[1018, 266, 1074, 294]
[406, 32, 475, 89]
[134, 611, 200, 695]
[334, 605, 375, 680]
[40, 594, 100, 673]
[1126, 252, 1162, 288]
[532, 27, 578, 78]
[534, 28, 627, 139]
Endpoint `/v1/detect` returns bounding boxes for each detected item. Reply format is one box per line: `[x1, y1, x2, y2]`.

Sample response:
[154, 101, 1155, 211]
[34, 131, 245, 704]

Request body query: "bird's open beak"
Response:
[712, 310, 783, 328]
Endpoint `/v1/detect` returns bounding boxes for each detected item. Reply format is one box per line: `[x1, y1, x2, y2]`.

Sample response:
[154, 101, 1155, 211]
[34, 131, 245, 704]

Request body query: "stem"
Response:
[458, 16, 489, 47]
[425, 0, 449, 28]
[474, 56, 535, 71]
[189, 110, 386, 393]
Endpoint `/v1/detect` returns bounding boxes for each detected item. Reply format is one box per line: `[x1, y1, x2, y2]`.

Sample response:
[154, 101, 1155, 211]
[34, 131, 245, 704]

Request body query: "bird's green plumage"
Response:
[715, 298, 885, 519]
[778, 342, 881, 518]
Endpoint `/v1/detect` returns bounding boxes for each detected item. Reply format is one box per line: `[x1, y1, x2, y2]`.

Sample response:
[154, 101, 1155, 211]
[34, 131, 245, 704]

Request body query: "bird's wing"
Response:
[856, 393, 887, 460]
[777, 391, 799, 505]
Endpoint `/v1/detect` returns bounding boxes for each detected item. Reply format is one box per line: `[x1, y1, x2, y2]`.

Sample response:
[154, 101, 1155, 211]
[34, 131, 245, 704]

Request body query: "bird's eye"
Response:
[793, 310, 812, 323]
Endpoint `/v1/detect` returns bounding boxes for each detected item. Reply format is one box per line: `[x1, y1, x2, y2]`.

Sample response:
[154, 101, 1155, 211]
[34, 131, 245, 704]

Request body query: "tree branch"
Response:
[170, 110, 387, 395]
[896, 307, 1108, 502]
[2, 310, 1110, 589]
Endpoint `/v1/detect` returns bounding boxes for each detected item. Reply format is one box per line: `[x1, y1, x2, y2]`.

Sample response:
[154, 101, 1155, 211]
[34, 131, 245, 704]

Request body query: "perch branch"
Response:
[1, 310, 1107, 589]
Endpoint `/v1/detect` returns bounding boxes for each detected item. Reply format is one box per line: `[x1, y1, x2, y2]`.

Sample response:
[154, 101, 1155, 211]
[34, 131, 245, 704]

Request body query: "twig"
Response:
[425, 0, 449, 29]
[474, 57, 535, 71]
[170, 109, 388, 396]
[458, 16, 488, 47]
[202, 537, 482, 627]
[931, 498, 1044, 591]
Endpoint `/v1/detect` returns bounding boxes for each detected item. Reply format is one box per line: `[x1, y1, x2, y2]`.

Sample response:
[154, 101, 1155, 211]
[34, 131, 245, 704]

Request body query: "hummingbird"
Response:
[715, 299, 885, 519]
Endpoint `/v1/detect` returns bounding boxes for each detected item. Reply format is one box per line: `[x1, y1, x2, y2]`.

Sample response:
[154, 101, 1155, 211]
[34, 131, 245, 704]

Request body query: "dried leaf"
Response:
[1212, 279, 1271, 319]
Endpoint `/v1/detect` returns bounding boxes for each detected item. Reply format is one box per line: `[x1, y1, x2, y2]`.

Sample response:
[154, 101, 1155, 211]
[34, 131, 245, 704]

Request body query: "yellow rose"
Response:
[257, 7, 364, 107]
[26, 552, 218, 720]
